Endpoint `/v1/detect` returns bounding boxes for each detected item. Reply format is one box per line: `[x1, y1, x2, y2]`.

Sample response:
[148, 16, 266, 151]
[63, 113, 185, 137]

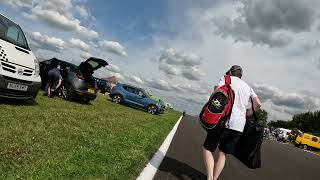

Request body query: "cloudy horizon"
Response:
[1, 0, 320, 121]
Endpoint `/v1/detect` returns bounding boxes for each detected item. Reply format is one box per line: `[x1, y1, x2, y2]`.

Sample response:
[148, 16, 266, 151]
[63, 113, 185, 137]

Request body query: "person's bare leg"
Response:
[47, 86, 51, 97]
[203, 147, 214, 180]
[213, 150, 226, 180]
[56, 79, 62, 89]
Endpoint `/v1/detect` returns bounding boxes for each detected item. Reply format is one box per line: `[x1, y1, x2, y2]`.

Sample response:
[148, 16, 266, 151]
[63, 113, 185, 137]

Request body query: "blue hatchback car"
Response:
[109, 83, 165, 115]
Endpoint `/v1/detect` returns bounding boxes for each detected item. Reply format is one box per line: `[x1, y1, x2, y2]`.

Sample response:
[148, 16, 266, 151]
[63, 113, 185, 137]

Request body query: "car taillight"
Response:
[77, 74, 85, 80]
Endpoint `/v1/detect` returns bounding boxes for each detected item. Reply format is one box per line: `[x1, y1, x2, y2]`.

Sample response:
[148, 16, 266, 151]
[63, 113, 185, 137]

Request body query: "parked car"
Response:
[39, 57, 108, 103]
[0, 13, 41, 100]
[95, 78, 112, 94]
[147, 92, 166, 109]
[295, 133, 320, 150]
[109, 83, 165, 114]
[273, 128, 291, 142]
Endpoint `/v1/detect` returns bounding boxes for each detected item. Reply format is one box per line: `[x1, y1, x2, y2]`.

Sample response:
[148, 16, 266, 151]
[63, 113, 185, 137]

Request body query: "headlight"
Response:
[34, 59, 40, 77]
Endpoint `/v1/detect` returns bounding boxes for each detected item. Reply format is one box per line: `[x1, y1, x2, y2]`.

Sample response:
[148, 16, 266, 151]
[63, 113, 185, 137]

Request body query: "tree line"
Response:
[268, 111, 320, 136]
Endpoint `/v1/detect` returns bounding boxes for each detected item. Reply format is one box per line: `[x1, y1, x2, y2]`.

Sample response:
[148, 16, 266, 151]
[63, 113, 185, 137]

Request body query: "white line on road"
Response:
[136, 115, 183, 180]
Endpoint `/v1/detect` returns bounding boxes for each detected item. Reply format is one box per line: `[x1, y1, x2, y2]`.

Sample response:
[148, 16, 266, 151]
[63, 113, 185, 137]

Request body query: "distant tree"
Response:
[255, 109, 268, 127]
[268, 111, 320, 134]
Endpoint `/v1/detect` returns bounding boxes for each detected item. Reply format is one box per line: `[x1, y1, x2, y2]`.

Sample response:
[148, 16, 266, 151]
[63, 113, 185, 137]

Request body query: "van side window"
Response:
[311, 137, 318, 142]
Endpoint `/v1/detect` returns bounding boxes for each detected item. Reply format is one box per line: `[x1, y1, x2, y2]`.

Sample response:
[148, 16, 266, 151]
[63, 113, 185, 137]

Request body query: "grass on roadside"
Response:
[0, 93, 181, 179]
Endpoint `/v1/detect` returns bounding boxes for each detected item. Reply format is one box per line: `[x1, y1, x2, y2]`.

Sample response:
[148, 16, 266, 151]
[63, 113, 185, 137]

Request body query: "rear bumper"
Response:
[0, 75, 41, 100]
[75, 90, 97, 100]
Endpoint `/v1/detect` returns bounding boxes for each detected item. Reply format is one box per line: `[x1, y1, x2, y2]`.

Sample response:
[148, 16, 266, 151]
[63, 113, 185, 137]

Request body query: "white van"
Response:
[0, 13, 41, 100]
[273, 128, 291, 142]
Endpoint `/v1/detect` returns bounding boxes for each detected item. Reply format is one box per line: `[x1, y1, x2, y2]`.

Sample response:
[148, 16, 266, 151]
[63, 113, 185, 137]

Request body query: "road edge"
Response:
[136, 115, 183, 180]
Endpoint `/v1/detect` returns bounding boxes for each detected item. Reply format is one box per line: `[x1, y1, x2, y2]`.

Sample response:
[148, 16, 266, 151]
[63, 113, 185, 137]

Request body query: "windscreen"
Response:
[0, 14, 29, 50]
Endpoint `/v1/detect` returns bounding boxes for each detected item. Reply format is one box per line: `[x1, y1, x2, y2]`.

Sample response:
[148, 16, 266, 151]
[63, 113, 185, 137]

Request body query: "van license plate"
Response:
[7, 83, 28, 91]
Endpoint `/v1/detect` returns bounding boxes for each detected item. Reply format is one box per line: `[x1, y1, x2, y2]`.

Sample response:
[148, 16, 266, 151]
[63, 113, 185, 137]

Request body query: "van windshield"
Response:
[0, 14, 29, 50]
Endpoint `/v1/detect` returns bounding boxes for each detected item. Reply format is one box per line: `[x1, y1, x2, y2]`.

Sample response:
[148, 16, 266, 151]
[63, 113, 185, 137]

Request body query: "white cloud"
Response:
[80, 52, 93, 59]
[181, 67, 205, 81]
[127, 75, 145, 84]
[0, 0, 33, 9]
[145, 79, 172, 91]
[5, 0, 100, 38]
[211, 0, 320, 47]
[75, 5, 89, 19]
[29, 8, 98, 38]
[159, 48, 202, 66]
[107, 64, 120, 73]
[69, 38, 90, 52]
[99, 40, 128, 57]
[158, 64, 180, 76]
[114, 73, 125, 81]
[156, 48, 205, 81]
[28, 32, 65, 52]
[252, 83, 320, 116]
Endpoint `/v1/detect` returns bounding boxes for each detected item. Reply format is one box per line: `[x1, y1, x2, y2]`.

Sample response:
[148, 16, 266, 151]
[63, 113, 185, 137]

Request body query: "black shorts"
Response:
[203, 128, 242, 154]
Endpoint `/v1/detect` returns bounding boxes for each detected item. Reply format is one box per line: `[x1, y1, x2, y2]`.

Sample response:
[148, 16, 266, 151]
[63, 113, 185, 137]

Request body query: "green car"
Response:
[148, 92, 166, 109]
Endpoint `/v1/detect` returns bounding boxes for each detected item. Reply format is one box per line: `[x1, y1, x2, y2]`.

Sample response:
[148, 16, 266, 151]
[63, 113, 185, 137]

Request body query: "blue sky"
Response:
[1, 0, 320, 120]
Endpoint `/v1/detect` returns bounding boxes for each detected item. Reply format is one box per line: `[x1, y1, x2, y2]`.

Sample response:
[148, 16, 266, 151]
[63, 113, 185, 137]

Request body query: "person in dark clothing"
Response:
[45, 67, 63, 97]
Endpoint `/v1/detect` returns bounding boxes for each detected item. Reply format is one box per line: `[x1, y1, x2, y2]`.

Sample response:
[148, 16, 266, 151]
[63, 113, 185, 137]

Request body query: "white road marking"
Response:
[136, 115, 183, 180]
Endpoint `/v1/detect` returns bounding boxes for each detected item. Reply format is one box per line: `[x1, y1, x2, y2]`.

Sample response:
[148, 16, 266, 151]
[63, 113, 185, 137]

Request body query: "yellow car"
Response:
[295, 133, 320, 150]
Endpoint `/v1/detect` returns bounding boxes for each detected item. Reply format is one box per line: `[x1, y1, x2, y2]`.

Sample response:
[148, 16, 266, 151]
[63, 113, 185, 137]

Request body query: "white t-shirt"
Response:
[216, 76, 257, 132]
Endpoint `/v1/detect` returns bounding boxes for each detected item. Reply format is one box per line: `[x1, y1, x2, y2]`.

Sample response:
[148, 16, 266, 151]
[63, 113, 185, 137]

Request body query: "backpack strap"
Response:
[224, 75, 231, 85]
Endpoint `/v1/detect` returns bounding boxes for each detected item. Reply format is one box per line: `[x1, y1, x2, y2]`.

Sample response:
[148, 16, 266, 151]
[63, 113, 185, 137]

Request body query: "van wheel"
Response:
[147, 105, 158, 115]
[61, 83, 75, 100]
[303, 144, 308, 150]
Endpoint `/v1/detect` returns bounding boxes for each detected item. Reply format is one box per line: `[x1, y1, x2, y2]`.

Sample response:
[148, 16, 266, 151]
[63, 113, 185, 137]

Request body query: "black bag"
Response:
[233, 98, 264, 169]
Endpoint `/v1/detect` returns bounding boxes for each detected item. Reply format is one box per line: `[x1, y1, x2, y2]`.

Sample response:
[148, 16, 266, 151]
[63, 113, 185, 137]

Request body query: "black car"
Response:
[40, 57, 108, 102]
[95, 78, 112, 94]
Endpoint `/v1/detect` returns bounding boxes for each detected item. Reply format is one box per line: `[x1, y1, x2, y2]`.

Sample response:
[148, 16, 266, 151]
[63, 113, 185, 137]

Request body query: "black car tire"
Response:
[61, 83, 75, 100]
[303, 144, 308, 150]
[147, 105, 158, 115]
[112, 94, 122, 104]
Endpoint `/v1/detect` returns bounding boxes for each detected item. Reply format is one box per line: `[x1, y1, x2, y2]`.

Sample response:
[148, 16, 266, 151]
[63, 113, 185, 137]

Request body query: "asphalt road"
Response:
[153, 115, 320, 180]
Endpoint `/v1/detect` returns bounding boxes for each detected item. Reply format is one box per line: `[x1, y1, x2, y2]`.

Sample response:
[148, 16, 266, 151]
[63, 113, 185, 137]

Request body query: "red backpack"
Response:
[199, 75, 235, 130]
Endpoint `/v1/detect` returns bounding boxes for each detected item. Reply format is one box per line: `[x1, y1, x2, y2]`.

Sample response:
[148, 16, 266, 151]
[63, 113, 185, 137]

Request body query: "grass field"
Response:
[0, 93, 181, 179]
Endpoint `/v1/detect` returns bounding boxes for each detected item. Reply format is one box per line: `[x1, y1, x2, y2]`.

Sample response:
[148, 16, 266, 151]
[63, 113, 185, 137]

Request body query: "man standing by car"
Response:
[203, 65, 262, 180]
[46, 66, 63, 98]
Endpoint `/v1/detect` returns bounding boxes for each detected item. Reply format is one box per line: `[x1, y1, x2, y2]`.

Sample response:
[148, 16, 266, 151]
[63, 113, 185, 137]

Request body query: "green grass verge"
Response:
[0, 93, 181, 179]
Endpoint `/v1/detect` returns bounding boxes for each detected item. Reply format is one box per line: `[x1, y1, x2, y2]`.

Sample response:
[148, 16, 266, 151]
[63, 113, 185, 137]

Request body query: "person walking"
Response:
[45, 66, 63, 98]
[203, 65, 262, 180]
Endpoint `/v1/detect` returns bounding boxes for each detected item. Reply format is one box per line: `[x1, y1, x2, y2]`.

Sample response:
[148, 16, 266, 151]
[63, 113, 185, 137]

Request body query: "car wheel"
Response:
[147, 105, 158, 115]
[303, 144, 308, 150]
[61, 83, 75, 100]
[112, 94, 122, 104]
